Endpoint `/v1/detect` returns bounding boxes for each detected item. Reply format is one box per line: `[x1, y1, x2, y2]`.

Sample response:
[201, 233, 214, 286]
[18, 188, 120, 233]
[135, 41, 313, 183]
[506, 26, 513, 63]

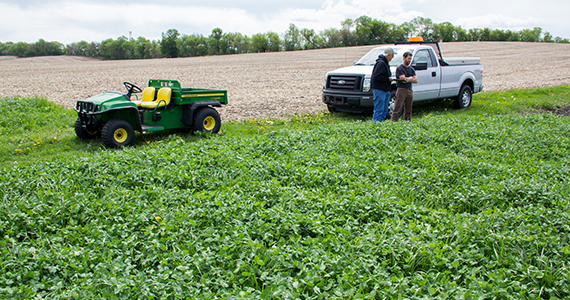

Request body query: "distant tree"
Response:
[66, 40, 89, 56]
[230, 33, 250, 54]
[505, 30, 521, 42]
[321, 28, 342, 48]
[86, 42, 99, 57]
[354, 16, 392, 45]
[220, 32, 237, 54]
[283, 23, 302, 51]
[149, 40, 162, 58]
[489, 29, 506, 41]
[409, 17, 434, 40]
[468, 28, 482, 41]
[208, 27, 224, 55]
[392, 23, 411, 42]
[543, 31, 554, 43]
[433, 22, 457, 42]
[180, 34, 208, 57]
[300, 28, 319, 49]
[9, 42, 30, 57]
[133, 37, 152, 59]
[479, 28, 491, 41]
[161, 29, 180, 58]
[266, 32, 281, 52]
[519, 27, 542, 42]
[455, 26, 469, 42]
[0, 41, 14, 55]
[340, 18, 357, 46]
[250, 33, 269, 52]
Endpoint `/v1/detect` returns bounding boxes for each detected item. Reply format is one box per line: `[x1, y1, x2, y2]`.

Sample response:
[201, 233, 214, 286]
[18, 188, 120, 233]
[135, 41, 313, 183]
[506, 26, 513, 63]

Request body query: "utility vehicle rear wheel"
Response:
[75, 117, 99, 139]
[193, 107, 221, 133]
[101, 119, 134, 148]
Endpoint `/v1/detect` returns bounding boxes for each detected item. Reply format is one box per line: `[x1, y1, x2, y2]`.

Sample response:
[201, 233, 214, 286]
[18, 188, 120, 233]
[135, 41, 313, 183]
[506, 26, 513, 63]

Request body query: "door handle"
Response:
[432, 72, 437, 77]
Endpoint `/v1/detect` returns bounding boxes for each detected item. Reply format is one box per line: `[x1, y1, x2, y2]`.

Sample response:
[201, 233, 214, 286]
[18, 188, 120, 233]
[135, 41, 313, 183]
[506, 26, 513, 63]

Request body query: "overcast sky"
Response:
[0, 0, 567, 44]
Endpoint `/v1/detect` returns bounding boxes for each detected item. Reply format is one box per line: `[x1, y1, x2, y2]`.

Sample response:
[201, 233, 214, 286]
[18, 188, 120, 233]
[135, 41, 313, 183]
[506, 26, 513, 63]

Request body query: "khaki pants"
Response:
[391, 88, 413, 121]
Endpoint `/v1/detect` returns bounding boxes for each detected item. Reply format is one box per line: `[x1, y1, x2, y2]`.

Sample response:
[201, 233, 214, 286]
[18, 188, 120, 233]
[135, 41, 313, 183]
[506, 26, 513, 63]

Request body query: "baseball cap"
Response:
[384, 47, 397, 55]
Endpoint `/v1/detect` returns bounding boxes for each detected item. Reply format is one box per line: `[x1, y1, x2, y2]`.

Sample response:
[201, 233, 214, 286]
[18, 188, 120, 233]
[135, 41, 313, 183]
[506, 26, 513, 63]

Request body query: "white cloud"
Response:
[0, 0, 568, 44]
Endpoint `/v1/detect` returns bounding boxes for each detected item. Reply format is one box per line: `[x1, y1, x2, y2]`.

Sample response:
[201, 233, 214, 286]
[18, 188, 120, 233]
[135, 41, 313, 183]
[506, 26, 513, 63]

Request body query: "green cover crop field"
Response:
[1, 87, 570, 299]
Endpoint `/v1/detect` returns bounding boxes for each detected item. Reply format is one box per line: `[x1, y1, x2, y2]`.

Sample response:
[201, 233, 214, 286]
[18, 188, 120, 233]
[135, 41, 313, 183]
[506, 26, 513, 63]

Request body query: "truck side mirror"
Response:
[412, 62, 428, 71]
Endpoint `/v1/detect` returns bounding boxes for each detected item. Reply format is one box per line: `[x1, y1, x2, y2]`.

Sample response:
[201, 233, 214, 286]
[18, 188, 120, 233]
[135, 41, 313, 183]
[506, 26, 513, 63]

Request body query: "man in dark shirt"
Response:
[391, 51, 417, 121]
[370, 47, 396, 122]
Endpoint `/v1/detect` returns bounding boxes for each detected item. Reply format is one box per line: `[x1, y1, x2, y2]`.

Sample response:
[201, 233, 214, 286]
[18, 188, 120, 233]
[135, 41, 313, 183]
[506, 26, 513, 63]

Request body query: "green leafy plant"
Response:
[1, 86, 569, 298]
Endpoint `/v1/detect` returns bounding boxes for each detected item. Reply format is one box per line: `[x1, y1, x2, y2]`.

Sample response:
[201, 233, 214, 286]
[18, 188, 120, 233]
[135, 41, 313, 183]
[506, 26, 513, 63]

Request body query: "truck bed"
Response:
[443, 57, 481, 66]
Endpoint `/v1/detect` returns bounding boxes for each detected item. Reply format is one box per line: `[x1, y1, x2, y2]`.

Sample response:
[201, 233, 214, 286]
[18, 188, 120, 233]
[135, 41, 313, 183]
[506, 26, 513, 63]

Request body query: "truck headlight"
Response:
[363, 77, 371, 92]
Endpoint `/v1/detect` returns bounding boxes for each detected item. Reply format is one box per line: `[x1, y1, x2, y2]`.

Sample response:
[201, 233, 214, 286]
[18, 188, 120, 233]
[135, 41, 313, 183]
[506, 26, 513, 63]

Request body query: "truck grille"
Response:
[327, 75, 362, 91]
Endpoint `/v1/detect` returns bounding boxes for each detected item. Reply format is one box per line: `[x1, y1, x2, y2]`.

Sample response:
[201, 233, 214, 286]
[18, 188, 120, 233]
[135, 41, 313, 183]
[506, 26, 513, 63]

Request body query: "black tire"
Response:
[101, 119, 135, 148]
[327, 105, 337, 113]
[454, 85, 472, 109]
[75, 117, 99, 140]
[193, 107, 221, 133]
[386, 90, 400, 120]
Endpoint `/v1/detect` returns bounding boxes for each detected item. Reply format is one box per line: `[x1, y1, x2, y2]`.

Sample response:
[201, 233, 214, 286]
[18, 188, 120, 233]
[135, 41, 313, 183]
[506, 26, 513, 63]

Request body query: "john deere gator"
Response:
[74, 79, 227, 148]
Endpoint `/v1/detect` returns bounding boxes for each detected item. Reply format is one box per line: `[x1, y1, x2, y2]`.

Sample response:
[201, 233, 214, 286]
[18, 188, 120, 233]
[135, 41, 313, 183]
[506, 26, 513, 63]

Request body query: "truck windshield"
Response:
[354, 47, 414, 67]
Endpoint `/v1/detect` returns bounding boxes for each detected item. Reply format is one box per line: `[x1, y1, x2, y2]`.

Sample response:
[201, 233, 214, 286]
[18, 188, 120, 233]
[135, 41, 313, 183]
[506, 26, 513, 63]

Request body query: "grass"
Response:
[1, 86, 570, 299]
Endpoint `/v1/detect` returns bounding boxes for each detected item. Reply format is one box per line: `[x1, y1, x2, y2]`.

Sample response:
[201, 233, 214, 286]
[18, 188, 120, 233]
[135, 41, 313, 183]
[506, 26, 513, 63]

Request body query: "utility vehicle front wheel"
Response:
[193, 107, 221, 133]
[75, 118, 99, 140]
[101, 119, 135, 148]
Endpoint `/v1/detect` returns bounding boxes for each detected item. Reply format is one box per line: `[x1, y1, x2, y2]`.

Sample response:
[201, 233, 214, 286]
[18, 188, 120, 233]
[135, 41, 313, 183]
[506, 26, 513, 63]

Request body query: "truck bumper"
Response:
[322, 92, 374, 113]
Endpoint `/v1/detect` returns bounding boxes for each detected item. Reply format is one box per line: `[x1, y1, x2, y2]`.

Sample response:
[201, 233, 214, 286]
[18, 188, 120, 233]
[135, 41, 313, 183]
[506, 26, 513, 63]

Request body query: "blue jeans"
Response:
[373, 89, 390, 122]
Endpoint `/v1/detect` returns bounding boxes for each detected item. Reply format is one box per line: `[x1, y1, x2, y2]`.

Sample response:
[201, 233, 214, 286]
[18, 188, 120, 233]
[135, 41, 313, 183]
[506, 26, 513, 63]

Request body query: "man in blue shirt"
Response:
[370, 47, 396, 122]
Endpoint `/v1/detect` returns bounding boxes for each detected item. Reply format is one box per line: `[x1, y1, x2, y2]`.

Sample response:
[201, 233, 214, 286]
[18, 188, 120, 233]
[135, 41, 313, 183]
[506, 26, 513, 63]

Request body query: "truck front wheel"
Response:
[454, 85, 472, 109]
[75, 118, 99, 139]
[193, 107, 221, 133]
[101, 119, 135, 148]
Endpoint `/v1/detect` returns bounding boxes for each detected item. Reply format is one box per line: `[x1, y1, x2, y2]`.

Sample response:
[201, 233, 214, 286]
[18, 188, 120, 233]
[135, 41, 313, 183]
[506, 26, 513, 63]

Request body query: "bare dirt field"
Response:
[1, 42, 569, 121]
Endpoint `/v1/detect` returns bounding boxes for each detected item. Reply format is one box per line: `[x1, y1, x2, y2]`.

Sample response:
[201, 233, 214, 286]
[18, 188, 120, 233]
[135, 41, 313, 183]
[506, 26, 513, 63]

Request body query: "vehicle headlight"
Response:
[363, 77, 371, 92]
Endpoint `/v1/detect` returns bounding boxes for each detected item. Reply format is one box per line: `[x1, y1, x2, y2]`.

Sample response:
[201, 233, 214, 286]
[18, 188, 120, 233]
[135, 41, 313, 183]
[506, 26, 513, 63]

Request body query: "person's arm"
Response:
[406, 75, 417, 83]
[397, 66, 406, 80]
[406, 68, 417, 83]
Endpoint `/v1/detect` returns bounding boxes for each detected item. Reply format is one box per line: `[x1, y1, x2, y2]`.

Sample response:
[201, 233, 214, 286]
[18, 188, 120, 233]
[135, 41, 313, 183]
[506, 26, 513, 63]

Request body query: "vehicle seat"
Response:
[140, 87, 171, 109]
[132, 87, 156, 107]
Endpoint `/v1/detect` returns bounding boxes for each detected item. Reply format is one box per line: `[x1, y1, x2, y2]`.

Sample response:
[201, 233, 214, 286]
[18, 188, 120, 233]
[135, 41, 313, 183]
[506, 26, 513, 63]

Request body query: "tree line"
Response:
[1, 16, 568, 60]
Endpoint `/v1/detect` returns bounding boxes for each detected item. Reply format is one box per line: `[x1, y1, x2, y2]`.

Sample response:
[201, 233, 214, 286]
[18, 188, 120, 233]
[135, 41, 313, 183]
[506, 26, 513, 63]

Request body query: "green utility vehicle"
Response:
[75, 79, 227, 148]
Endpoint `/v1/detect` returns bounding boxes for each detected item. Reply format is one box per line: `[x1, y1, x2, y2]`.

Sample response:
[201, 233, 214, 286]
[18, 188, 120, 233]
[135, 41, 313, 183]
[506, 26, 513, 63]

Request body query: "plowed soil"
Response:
[1, 42, 569, 121]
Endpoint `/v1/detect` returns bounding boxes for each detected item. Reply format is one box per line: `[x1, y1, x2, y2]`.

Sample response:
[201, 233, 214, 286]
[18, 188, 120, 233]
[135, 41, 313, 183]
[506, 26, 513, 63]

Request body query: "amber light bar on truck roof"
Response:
[409, 36, 424, 42]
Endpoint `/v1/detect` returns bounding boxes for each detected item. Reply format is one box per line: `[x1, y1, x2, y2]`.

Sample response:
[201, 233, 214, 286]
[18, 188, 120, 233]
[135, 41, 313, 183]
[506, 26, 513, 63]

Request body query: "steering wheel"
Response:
[123, 82, 143, 99]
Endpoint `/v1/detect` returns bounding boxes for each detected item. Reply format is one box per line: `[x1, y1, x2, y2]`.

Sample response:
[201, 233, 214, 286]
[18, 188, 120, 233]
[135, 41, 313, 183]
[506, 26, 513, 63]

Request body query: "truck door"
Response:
[412, 49, 440, 101]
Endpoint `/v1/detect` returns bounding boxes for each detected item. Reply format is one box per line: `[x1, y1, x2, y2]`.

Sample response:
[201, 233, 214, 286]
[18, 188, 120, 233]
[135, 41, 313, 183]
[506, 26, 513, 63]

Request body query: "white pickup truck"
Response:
[322, 40, 483, 118]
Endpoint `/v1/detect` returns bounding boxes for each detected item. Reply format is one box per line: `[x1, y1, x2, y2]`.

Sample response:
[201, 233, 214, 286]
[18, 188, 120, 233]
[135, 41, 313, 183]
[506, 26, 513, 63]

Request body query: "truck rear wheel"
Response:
[193, 107, 221, 133]
[101, 119, 135, 148]
[75, 117, 99, 139]
[454, 85, 472, 109]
